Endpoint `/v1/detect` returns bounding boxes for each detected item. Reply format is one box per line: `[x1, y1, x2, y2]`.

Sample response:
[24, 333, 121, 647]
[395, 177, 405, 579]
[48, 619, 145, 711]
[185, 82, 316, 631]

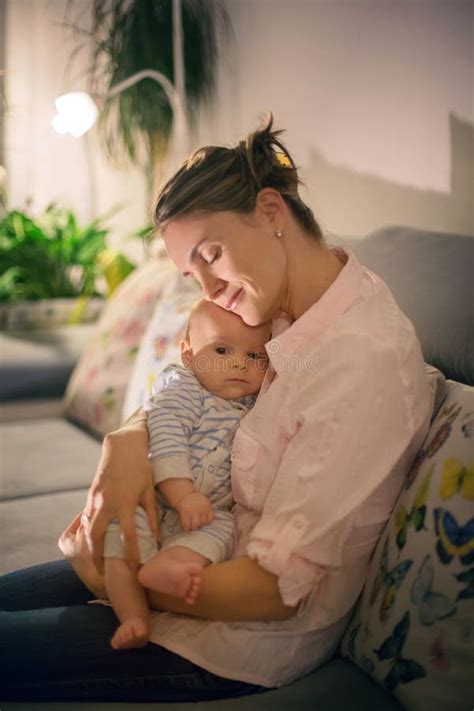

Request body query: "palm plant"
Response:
[66, 0, 230, 179]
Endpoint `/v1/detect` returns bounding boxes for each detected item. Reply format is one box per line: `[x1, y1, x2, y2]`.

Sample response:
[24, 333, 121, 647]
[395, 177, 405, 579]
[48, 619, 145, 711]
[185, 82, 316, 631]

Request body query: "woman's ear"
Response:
[256, 187, 285, 225]
[180, 338, 193, 368]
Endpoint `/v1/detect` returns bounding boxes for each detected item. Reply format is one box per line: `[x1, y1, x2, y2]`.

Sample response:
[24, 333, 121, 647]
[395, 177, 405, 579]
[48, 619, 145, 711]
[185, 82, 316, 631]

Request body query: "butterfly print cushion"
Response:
[341, 380, 474, 711]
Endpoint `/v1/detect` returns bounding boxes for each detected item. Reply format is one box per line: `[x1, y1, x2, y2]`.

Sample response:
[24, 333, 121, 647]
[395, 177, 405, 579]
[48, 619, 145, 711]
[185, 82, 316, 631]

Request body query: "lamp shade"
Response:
[52, 92, 99, 138]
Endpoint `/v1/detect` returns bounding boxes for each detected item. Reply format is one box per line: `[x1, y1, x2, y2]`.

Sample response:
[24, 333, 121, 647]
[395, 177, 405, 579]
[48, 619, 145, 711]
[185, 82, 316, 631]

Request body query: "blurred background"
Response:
[1, 0, 472, 270]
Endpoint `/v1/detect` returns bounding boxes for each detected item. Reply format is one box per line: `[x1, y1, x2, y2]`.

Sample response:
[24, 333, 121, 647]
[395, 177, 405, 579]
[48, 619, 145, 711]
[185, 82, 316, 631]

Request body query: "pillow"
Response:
[122, 270, 201, 420]
[64, 256, 174, 438]
[341, 380, 474, 711]
[336, 227, 474, 385]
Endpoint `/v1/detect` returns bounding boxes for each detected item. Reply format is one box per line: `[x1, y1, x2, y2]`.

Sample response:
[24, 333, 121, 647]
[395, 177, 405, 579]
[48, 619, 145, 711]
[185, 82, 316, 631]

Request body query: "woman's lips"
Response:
[225, 288, 243, 311]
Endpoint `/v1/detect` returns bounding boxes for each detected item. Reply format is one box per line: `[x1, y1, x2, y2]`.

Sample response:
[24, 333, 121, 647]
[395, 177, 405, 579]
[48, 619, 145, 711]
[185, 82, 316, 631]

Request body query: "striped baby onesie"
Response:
[103, 364, 255, 564]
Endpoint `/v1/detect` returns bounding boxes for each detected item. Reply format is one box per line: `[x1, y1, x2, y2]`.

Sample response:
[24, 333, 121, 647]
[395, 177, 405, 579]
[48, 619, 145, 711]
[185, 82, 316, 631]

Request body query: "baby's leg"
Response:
[138, 547, 209, 605]
[104, 557, 150, 650]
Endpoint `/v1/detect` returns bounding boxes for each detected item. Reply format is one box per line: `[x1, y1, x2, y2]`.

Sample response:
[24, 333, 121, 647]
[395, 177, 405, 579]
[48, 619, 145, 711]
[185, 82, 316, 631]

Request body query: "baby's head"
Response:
[180, 299, 271, 400]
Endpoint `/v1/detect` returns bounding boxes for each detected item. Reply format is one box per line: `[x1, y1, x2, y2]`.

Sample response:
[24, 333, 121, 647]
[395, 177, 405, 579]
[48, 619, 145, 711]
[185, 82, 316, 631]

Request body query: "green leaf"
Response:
[63, 0, 231, 171]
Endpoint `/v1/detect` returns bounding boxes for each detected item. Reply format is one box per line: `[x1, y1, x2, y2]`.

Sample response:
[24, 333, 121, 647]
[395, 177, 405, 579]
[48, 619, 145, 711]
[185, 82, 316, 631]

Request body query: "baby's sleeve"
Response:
[144, 365, 203, 485]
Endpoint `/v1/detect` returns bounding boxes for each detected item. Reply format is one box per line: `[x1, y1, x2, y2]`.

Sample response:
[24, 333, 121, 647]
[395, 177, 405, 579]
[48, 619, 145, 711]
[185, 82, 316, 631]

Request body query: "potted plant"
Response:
[65, 0, 230, 190]
[0, 204, 135, 330]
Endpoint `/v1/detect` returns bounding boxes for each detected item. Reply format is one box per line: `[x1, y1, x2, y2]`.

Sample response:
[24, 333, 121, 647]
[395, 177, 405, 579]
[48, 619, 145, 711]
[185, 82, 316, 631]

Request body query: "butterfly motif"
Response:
[429, 636, 450, 671]
[369, 539, 413, 621]
[395, 466, 433, 551]
[425, 422, 452, 458]
[410, 555, 456, 625]
[404, 407, 462, 491]
[454, 567, 474, 600]
[439, 458, 474, 501]
[433, 508, 474, 566]
[404, 449, 426, 490]
[374, 611, 426, 691]
[347, 623, 361, 659]
[440, 402, 460, 418]
[346, 623, 375, 673]
[461, 412, 474, 438]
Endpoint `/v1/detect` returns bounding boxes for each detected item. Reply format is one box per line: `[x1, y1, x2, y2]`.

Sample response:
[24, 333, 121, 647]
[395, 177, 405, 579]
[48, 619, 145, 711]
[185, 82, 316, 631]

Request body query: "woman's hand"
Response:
[58, 512, 107, 598]
[60, 409, 161, 576]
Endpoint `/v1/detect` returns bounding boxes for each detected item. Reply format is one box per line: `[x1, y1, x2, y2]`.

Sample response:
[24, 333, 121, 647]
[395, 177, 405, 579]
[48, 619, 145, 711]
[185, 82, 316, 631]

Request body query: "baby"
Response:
[103, 299, 271, 650]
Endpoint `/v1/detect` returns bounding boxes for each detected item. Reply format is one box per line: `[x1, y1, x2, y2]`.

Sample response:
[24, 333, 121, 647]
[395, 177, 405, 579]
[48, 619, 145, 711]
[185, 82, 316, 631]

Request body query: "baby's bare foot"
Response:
[138, 560, 203, 604]
[110, 617, 150, 650]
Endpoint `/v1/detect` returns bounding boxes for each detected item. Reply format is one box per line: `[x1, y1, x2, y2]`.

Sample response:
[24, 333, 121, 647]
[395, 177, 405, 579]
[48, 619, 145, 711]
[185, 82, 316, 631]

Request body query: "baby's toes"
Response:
[111, 629, 125, 649]
[185, 575, 202, 604]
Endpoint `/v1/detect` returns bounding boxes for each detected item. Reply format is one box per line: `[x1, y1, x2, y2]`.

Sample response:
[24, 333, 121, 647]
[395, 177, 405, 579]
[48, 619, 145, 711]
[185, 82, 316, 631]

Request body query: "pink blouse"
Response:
[148, 248, 434, 687]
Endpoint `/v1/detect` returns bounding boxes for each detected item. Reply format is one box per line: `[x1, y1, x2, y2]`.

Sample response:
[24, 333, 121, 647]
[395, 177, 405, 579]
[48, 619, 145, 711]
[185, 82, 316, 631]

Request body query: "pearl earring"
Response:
[275, 228, 283, 238]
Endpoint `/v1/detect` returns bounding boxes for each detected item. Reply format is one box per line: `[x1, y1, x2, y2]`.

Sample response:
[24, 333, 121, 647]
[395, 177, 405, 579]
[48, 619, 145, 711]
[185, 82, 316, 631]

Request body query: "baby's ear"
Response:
[180, 338, 193, 369]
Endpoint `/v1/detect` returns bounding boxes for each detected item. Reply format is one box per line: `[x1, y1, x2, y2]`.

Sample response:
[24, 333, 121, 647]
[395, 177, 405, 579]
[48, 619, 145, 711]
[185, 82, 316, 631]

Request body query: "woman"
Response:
[0, 115, 434, 701]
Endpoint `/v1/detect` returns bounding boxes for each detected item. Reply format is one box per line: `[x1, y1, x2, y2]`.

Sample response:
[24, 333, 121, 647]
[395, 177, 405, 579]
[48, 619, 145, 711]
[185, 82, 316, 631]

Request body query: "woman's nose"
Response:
[199, 271, 225, 302]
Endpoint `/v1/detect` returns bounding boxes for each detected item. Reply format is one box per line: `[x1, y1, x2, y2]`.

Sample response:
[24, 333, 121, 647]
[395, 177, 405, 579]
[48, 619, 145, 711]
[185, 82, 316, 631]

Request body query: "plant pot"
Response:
[0, 297, 105, 331]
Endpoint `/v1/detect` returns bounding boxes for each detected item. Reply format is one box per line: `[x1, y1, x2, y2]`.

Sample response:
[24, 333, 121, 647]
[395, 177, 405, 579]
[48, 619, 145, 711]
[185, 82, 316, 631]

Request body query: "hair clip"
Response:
[276, 152, 292, 168]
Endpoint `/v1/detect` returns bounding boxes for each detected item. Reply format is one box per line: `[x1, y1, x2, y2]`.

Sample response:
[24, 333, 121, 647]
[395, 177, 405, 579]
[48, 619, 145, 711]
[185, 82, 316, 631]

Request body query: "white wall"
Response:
[211, 0, 474, 236]
[4, 0, 473, 249]
[4, 0, 148, 260]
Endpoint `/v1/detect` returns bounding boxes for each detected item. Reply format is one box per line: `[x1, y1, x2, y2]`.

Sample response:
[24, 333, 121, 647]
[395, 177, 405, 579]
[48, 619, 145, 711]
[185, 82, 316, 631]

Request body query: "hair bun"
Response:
[240, 112, 298, 195]
[154, 112, 321, 239]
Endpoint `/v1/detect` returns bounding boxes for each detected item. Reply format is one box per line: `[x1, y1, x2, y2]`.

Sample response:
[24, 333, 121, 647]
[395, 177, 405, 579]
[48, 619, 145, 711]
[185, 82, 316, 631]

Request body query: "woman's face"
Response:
[162, 200, 288, 326]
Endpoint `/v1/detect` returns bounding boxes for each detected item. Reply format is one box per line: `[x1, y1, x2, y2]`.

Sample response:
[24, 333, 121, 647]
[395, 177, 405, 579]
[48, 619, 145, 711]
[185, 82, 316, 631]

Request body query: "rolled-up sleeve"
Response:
[246, 333, 421, 608]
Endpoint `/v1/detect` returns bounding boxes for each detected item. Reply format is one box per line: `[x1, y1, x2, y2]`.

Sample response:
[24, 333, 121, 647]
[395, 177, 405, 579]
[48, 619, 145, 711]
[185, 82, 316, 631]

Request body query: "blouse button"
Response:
[208, 465, 215, 473]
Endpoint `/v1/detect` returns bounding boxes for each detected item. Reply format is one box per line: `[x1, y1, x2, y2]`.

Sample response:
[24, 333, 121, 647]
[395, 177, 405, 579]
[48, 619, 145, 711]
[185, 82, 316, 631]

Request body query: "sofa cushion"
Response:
[0, 417, 101, 502]
[63, 256, 173, 438]
[341, 380, 474, 710]
[0, 489, 88, 575]
[338, 226, 474, 385]
[122, 270, 201, 419]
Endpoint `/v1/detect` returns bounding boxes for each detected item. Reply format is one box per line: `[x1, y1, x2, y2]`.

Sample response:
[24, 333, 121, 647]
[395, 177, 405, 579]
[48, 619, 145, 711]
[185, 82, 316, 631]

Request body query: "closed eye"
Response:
[183, 244, 221, 278]
[201, 246, 221, 266]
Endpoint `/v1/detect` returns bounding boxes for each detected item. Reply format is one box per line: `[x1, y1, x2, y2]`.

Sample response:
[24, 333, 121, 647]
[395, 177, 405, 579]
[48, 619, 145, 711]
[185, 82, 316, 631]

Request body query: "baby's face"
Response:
[181, 301, 271, 400]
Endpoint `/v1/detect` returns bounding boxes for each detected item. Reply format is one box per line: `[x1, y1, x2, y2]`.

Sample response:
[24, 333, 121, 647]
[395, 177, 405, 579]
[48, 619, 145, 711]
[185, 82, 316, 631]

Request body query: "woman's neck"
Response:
[282, 231, 344, 321]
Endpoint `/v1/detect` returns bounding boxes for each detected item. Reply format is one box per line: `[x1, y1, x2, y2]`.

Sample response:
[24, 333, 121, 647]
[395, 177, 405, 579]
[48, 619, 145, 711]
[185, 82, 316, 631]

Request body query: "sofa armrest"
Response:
[0, 325, 94, 401]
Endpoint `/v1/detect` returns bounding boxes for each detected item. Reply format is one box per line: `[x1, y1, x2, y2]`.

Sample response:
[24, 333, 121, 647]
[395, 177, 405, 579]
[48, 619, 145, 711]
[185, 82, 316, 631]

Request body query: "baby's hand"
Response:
[176, 492, 214, 531]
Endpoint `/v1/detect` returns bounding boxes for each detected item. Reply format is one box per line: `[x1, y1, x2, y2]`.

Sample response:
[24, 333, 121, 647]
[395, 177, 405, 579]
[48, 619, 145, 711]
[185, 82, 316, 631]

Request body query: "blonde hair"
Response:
[153, 113, 322, 239]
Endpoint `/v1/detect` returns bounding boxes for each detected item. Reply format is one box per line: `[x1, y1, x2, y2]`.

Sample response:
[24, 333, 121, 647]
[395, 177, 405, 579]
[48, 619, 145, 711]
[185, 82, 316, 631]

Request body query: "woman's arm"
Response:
[146, 556, 297, 621]
[74, 408, 160, 575]
[59, 407, 297, 621]
[59, 514, 296, 620]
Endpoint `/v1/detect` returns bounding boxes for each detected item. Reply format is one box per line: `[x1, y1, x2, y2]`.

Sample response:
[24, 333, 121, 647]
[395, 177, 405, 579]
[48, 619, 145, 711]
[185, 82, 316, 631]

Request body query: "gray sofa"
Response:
[1, 225, 473, 710]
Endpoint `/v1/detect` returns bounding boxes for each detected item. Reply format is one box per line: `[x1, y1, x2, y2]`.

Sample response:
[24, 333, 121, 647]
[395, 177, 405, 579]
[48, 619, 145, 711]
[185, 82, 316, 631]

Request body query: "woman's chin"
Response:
[237, 307, 267, 328]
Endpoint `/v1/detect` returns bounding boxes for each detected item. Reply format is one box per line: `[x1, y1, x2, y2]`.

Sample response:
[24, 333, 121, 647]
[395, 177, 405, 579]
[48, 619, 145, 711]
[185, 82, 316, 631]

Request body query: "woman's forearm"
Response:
[146, 556, 297, 622]
[119, 406, 148, 429]
[83, 406, 160, 574]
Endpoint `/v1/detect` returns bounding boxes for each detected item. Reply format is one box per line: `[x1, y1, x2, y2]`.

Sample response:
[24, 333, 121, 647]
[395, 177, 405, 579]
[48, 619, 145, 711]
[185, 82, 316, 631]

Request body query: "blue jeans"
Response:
[0, 559, 264, 701]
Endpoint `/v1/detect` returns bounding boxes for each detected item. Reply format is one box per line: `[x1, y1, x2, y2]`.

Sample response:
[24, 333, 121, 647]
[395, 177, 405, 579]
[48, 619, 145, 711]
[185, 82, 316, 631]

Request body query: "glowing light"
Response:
[52, 92, 98, 138]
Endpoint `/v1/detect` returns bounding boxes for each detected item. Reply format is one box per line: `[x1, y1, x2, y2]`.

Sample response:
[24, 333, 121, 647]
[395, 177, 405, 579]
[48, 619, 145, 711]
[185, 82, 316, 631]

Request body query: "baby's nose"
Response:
[231, 354, 247, 370]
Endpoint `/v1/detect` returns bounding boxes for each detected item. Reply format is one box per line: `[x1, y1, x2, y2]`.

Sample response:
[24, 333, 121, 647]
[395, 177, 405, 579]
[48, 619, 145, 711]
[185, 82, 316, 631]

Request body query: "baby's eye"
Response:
[247, 352, 267, 361]
[215, 346, 228, 355]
